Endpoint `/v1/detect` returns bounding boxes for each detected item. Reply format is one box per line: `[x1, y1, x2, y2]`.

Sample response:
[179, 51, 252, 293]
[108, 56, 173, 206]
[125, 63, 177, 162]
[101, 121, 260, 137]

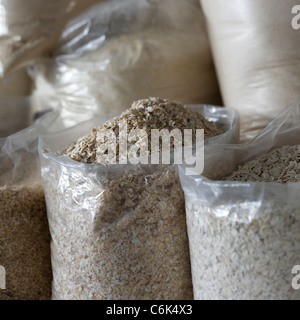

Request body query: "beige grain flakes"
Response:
[186, 199, 300, 299]
[64, 97, 223, 164]
[44, 165, 193, 300]
[183, 144, 300, 300]
[44, 97, 222, 300]
[224, 145, 300, 183]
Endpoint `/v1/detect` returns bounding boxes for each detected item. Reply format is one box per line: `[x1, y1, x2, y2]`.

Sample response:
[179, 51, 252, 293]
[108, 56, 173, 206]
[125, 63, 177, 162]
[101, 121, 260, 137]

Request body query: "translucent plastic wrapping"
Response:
[31, 0, 222, 128]
[200, 0, 300, 143]
[39, 105, 239, 300]
[0, 109, 61, 300]
[0, 0, 103, 76]
[179, 102, 300, 300]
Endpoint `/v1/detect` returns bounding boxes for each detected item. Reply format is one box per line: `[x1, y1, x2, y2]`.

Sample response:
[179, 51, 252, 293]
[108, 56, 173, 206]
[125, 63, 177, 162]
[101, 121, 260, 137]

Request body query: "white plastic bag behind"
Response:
[200, 0, 300, 143]
[179, 102, 300, 300]
[0, 0, 104, 76]
[31, 0, 222, 128]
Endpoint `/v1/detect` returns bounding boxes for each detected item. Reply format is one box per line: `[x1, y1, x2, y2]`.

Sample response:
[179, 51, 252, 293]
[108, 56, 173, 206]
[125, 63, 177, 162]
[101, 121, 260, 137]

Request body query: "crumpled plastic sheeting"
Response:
[0, 0, 103, 76]
[0, 107, 60, 185]
[30, 0, 222, 128]
[200, 0, 300, 143]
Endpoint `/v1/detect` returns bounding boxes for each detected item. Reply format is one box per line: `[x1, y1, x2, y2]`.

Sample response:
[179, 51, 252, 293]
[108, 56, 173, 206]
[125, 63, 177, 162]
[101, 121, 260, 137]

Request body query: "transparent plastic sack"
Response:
[179, 102, 300, 300]
[0, 106, 61, 300]
[0, 0, 104, 76]
[31, 0, 222, 128]
[39, 105, 239, 300]
[200, 0, 300, 143]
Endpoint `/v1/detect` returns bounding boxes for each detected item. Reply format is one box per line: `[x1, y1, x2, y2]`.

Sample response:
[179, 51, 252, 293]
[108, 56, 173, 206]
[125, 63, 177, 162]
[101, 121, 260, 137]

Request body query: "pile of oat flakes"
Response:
[64, 97, 222, 164]
[224, 145, 300, 183]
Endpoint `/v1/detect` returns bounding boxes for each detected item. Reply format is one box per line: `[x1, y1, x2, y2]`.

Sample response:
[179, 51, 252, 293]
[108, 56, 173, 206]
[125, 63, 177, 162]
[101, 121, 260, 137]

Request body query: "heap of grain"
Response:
[41, 97, 223, 300]
[224, 145, 300, 183]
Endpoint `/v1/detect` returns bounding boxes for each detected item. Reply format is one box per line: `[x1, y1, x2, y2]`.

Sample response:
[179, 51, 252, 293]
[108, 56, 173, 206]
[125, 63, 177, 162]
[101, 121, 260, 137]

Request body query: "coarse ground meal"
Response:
[0, 185, 52, 300]
[182, 144, 300, 300]
[42, 97, 223, 300]
[0, 153, 52, 300]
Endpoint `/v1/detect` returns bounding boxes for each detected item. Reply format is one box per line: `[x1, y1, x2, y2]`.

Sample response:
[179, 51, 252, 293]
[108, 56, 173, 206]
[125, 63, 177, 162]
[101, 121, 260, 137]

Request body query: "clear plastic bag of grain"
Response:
[0, 108, 60, 300]
[39, 97, 239, 300]
[179, 101, 300, 300]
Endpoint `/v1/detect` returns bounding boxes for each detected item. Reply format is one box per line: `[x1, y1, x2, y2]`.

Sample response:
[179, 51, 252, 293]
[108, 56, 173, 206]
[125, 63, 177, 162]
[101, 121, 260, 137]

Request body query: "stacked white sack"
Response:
[200, 0, 300, 143]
